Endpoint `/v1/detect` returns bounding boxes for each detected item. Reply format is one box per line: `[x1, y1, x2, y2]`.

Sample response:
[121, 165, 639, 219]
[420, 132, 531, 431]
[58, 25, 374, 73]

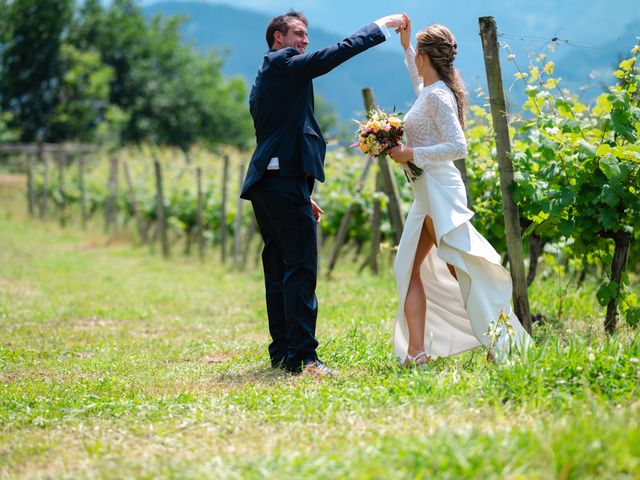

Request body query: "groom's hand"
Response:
[377, 14, 406, 31]
[311, 198, 324, 224]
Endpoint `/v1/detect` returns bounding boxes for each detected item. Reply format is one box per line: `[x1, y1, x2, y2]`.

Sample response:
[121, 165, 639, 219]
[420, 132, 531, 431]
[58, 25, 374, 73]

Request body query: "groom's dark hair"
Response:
[266, 10, 308, 48]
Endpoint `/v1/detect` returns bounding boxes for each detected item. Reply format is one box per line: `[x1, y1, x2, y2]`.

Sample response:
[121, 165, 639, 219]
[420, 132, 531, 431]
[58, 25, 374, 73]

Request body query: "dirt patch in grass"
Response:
[1, 369, 96, 385]
[202, 353, 236, 364]
[0, 277, 40, 300]
[73, 317, 126, 329]
[55, 232, 136, 252]
[0, 173, 25, 188]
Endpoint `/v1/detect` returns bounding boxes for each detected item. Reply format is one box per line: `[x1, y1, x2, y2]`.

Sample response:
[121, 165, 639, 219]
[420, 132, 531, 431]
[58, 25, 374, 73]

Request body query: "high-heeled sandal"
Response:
[403, 351, 431, 368]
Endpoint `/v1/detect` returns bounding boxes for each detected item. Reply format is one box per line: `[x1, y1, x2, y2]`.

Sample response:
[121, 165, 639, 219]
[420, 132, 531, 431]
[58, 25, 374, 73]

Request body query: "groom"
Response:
[241, 10, 405, 375]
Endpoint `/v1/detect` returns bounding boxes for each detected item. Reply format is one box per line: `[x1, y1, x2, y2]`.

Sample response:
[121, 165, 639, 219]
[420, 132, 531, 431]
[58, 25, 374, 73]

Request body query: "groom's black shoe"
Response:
[288, 358, 339, 377]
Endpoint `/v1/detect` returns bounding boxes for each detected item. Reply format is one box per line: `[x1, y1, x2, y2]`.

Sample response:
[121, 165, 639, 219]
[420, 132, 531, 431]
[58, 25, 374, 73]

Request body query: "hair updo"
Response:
[415, 24, 466, 128]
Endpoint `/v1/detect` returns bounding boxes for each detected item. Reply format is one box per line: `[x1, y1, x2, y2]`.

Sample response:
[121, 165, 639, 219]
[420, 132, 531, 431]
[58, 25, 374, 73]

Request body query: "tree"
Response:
[197, 58, 253, 151]
[68, 0, 105, 53]
[0, 0, 9, 46]
[315, 95, 338, 136]
[48, 45, 114, 142]
[0, 112, 19, 143]
[68, 0, 252, 150]
[0, 0, 74, 141]
[0, 0, 253, 147]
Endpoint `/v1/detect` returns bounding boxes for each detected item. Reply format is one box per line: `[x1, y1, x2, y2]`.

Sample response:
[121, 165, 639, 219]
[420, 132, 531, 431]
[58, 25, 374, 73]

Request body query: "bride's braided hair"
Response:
[415, 24, 466, 128]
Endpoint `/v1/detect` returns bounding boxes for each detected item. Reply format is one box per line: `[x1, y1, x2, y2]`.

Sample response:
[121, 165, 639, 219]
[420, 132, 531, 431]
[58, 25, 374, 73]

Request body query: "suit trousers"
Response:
[248, 172, 319, 371]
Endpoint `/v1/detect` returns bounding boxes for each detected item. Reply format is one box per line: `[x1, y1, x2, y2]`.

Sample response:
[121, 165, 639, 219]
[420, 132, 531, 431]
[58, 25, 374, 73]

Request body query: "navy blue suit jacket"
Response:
[240, 23, 386, 199]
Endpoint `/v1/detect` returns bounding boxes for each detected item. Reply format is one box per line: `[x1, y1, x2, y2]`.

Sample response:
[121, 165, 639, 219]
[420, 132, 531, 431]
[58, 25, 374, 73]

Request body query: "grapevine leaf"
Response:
[599, 156, 621, 182]
[578, 140, 597, 156]
[600, 184, 620, 207]
[598, 208, 619, 230]
[559, 219, 575, 237]
[531, 210, 550, 224]
[596, 144, 612, 156]
[555, 98, 572, 116]
[619, 57, 636, 73]
[543, 61, 555, 75]
[611, 109, 638, 142]
[625, 307, 640, 327]
[596, 281, 619, 307]
[544, 78, 559, 89]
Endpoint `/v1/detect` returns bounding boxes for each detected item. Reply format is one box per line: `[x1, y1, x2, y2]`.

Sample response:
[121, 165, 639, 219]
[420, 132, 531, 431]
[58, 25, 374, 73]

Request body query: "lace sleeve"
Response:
[404, 45, 423, 96]
[412, 88, 467, 169]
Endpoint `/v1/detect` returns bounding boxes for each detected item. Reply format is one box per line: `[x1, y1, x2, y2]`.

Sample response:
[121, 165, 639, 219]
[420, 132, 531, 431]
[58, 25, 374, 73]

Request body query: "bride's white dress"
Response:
[393, 46, 532, 363]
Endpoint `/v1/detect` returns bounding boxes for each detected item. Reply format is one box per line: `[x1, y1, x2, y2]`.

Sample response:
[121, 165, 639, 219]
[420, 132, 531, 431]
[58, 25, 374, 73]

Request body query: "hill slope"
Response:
[143, 1, 639, 119]
[143, 1, 415, 121]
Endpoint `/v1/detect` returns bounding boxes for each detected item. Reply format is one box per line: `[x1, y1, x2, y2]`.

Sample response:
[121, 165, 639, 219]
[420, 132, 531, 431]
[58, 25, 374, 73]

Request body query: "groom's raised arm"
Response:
[282, 14, 405, 79]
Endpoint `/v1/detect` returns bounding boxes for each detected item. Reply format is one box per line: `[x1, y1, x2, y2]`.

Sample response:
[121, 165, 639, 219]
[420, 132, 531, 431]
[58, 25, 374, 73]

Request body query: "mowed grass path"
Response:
[0, 175, 639, 479]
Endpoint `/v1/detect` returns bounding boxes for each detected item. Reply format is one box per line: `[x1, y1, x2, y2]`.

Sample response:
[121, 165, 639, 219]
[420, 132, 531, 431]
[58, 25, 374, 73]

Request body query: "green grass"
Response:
[1, 174, 639, 479]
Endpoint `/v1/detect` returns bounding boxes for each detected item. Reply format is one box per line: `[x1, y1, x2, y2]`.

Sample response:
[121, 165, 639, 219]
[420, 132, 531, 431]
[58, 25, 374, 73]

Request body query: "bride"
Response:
[387, 14, 532, 366]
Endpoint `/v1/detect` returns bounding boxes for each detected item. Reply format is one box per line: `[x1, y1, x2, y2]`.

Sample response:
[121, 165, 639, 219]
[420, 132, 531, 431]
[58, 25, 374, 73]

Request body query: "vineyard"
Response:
[9, 44, 639, 334]
[2, 3, 640, 477]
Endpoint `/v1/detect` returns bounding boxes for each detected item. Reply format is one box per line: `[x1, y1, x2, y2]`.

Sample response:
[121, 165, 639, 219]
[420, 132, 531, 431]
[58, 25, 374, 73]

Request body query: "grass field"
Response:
[1, 174, 639, 479]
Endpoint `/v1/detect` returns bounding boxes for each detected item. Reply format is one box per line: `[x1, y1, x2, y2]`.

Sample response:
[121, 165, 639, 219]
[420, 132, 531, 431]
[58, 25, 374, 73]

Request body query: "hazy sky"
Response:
[140, 0, 640, 89]
[141, 0, 640, 45]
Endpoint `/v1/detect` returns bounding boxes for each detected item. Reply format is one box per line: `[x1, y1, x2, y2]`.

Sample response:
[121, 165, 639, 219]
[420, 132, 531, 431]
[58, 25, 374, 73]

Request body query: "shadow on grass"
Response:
[211, 360, 292, 387]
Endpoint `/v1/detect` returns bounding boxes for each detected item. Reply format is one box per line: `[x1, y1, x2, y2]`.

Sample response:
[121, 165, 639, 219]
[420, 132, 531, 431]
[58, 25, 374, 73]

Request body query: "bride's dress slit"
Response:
[393, 46, 532, 363]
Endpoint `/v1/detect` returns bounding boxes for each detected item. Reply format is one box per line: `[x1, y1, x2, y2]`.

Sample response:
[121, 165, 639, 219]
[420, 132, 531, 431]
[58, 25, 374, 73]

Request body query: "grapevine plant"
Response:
[27, 45, 640, 332]
[508, 44, 640, 331]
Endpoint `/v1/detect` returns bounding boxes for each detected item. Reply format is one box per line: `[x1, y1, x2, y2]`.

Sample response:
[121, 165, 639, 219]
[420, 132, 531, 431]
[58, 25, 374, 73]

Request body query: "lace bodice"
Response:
[403, 46, 467, 170]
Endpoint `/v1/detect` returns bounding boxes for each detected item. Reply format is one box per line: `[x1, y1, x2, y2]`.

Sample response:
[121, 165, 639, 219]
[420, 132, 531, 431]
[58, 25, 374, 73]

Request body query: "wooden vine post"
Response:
[479, 16, 532, 333]
[104, 156, 119, 233]
[326, 156, 374, 275]
[233, 162, 245, 268]
[57, 151, 67, 227]
[39, 140, 48, 219]
[154, 159, 169, 259]
[362, 87, 405, 274]
[123, 161, 147, 244]
[78, 157, 88, 229]
[220, 155, 230, 264]
[196, 167, 205, 263]
[363, 88, 404, 245]
[26, 153, 35, 217]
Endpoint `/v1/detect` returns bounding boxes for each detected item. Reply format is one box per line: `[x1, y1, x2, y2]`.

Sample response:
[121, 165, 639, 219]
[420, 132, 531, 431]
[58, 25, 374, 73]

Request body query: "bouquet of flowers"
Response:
[352, 108, 423, 181]
[353, 108, 403, 156]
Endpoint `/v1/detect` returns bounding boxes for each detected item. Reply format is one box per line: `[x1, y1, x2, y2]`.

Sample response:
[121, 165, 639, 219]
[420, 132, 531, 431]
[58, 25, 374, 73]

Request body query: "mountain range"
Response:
[142, 1, 415, 121]
[142, 1, 639, 121]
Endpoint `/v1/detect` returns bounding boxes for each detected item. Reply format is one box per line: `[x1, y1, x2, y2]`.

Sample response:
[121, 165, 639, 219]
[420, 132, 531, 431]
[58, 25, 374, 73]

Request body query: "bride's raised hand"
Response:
[399, 13, 411, 51]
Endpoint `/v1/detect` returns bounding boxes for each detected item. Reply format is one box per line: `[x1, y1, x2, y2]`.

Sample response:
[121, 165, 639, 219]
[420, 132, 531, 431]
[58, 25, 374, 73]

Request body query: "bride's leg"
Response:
[446, 263, 458, 280]
[405, 217, 435, 357]
[424, 215, 457, 280]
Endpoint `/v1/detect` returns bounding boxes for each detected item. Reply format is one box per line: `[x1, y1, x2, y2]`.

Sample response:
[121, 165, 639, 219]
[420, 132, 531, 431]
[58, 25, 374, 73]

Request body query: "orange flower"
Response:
[388, 116, 402, 128]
